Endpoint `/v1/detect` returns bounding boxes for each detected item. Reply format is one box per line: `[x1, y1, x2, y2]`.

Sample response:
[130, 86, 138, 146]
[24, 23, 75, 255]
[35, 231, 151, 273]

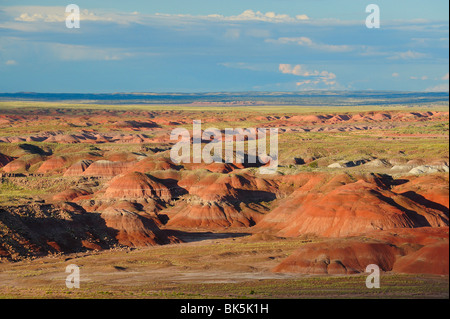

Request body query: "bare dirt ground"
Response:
[0, 231, 448, 299]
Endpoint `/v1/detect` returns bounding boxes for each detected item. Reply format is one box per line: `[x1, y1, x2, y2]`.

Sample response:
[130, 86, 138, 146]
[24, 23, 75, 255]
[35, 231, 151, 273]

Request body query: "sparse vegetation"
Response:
[0, 95, 448, 299]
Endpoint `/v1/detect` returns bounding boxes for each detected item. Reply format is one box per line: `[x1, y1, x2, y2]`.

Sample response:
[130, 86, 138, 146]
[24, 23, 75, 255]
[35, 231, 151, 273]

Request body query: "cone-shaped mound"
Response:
[103, 172, 172, 201]
[64, 160, 93, 177]
[100, 204, 179, 247]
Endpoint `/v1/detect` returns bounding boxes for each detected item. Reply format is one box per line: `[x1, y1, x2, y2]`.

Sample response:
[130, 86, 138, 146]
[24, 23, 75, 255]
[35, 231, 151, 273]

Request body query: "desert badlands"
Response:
[0, 95, 448, 299]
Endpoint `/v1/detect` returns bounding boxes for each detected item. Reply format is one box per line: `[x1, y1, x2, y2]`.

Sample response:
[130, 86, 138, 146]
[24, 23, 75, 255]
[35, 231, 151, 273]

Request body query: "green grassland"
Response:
[0, 100, 449, 114]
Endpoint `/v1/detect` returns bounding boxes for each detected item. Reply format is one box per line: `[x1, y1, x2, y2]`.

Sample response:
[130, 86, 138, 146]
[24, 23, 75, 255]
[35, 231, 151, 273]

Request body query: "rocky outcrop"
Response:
[0, 153, 13, 168]
[64, 160, 93, 177]
[165, 173, 278, 229]
[0, 204, 115, 261]
[103, 172, 173, 201]
[255, 173, 449, 238]
[100, 203, 179, 247]
[273, 227, 449, 275]
[82, 160, 136, 177]
[37, 156, 68, 174]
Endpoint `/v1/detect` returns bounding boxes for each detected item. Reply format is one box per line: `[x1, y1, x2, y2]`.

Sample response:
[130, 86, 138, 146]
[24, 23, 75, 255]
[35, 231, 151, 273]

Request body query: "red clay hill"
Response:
[0, 108, 448, 277]
[274, 227, 449, 275]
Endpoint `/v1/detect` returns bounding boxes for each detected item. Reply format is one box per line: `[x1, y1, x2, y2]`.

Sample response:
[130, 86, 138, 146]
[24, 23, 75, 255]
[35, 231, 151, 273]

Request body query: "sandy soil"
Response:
[0, 231, 448, 299]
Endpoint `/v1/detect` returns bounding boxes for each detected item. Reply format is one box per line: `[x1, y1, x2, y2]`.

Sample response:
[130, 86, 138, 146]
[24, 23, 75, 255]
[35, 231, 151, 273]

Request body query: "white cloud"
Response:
[279, 64, 304, 76]
[152, 9, 308, 24]
[49, 43, 137, 61]
[279, 64, 337, 86]
[388, 50, 428, 60]
[266, 36, 353, 52]
[442, 72, 449, 80]
[5, 60, 17, 65]
[392, 73, 400, 77]
[296, 14, 309, 20]
[410, 75, 429, 80]
[425, 83, 449, 92]
[4, 6, 137, 26]
[5, 6, 309, 26]
[224, 10, 309, 23]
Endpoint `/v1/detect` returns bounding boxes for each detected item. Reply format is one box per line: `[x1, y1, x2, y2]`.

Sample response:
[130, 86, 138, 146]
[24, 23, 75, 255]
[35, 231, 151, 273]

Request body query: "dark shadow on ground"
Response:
[161, 229, 251, 243]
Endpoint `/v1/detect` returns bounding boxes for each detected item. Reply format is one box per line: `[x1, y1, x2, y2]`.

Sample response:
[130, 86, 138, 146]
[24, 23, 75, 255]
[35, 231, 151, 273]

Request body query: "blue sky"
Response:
[0, 0, 448, 93]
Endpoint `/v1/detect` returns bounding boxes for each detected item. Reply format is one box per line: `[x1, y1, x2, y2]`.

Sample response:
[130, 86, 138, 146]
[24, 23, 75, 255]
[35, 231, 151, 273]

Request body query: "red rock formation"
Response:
[393, 174, 449, 210]
[273, 227, 449, 275]
[198, 162, 238, 173]
[165, 200, 265, 229]
[0, 153, 13, 168]
[105, 152, 139, 162]
[165, 173, 278, 229]
[128, 157, 177, 173]
[1, 159, 29, 173]
[100, 204, 179, 247]
[83, 160, 136, 177]
[44, 135, 80, 144]
[393, 242, 449, 275]
[53, 188, 92, 202]
[64, 160, 93, 177]
[0, 204, 115, 260]
[273, 240, 398, 274]
[37, 156, 69, 174]
[103, 172, 172, 201]
[256, 174, 448, 238]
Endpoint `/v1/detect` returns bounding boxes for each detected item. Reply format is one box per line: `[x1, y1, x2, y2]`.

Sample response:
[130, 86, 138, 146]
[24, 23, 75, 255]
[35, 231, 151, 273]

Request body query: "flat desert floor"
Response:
[0, 231, 448, 299]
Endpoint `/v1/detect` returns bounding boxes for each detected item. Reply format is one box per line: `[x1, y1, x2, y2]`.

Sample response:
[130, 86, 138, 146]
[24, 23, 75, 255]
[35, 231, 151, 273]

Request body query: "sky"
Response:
[0, 0, 448, 93]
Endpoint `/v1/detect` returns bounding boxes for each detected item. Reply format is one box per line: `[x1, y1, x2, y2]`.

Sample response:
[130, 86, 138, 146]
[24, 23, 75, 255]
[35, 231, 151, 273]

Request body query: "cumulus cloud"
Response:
[392, 73, 400, 77]
[266, 36, 353, 52]
[222, 10, 309, 23]
[6, 6, 137, 25]
[5, 60, 17, 65]
[279, 64, 337, 87]
[153, 9, 308, 24]
[4, 6, 379, 30]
